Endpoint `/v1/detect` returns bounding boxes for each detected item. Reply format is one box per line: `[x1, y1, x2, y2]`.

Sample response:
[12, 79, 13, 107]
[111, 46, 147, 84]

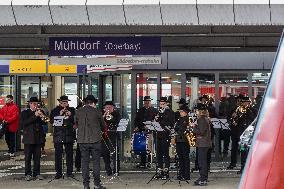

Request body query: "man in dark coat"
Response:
[155, 97, 175, 180]
[102, 101, 121, 176]
[75, 95, 106, 189]
[134, 96, 158, 168]
[21, 97, 46, 181]
[50, 95, 76, 179]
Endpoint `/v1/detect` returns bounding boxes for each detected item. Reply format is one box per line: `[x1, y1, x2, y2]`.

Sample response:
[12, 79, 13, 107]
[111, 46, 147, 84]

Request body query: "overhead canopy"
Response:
[0, 0, 284, 26]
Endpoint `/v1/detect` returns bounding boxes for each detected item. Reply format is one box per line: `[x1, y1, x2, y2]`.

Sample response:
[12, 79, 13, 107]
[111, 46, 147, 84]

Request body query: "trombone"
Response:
[101, 130, 116, 156]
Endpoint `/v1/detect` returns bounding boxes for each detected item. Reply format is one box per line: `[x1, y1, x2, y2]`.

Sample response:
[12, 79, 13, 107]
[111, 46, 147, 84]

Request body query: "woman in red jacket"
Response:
[0, 95, 19, 157]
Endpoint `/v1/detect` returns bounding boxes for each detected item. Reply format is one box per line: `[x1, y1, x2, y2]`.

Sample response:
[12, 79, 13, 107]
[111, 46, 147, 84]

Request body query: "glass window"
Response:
[161, 73, 181, 112]
[20, 77, 40, 111]
[186, 73, 215, 109]
[136, 73, 158, 109]
[219, 73, 249, 97]
[63, 76, 78, 108]
[0, 76, 15, 108]
[104, 76, 113, 102]
[91, 76, 98, 98]
[252, 72, 270, 98]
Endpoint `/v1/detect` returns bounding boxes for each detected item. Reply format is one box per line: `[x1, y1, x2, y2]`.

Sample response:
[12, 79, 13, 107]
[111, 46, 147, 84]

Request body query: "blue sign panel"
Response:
[49, 37, 161, 56]
[0, 65, 9, 73]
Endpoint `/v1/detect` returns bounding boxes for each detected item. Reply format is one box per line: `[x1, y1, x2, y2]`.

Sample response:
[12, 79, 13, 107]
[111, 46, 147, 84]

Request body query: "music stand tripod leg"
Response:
[146, 129, 160, 184]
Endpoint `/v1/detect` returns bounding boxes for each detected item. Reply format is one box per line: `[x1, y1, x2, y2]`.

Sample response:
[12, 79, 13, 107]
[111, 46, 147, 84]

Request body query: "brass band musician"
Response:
[21, 97, 46, 181]
[50, 95, 76, 179]
[174, 105, 191, 180]
[134, 96, 158, 168]
[155, 97, 175, 180]
[102, 101, 121, 176]
[227, 96, 257, 173]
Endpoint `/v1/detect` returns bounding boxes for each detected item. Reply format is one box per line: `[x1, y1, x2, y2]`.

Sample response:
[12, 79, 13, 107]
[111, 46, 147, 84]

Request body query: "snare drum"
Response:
[131, 132, 152, 155]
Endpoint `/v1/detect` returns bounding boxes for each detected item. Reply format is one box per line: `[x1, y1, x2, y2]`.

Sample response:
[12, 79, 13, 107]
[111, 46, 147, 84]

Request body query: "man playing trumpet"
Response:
[50, 95, 76, 179]
[102, 101, 121, 176]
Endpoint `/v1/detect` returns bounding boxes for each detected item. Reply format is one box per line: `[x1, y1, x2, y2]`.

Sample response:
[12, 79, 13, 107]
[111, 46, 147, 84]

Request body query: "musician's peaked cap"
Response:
[196, 103, 207, 110]
[84, 95, 98, 103]
[178, 105, 190, 113]
[143, 96, 152, 101]
[104, 101, 115, 106]
[241, 96, 251, 102]
[28, 97, 40, 103]
[158, 97, 168, 102]
[177, 98, 188, 105]
[57, 95, 71, 101]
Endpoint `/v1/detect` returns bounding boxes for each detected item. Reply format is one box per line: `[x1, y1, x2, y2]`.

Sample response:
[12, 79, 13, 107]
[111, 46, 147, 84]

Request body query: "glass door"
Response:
[19, 77, 40, 112]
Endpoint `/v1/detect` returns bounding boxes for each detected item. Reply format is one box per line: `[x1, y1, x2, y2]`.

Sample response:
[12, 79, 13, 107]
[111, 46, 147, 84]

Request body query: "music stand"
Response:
[107, 119, 128, 185]
[48, 116, 80, 183]
[146, 121, 164, 184]
[162, 153, 190, 186]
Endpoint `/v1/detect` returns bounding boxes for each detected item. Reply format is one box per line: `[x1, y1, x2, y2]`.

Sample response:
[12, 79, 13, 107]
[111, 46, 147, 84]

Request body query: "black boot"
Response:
[162, 168, 169, 180]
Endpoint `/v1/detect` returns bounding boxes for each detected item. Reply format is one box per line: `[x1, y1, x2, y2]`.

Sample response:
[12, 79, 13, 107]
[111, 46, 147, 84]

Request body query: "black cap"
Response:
[196, 103, 207, 110]
[158, 97, 168, 103]
[28, 97, 40, 103]
[57, 95, 71, 102]
[84, 95, 98, 103]
[176, 98, 188, 105]
[104, 101, 115, 106]
[143, 96, 152, 101]
[178, 105, 190, 113]
[241, 96, 251, 102]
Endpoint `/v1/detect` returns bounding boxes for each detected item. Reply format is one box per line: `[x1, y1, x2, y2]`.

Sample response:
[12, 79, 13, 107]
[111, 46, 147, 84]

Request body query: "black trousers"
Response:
[219, 129, 231, 155]
[80, 143, 102, 187]
[5, 131, 15, 153]
[197, 147, 209, 182]
[24, 144, 41, 176]
[194, 147, 212, 171]
[101, 136, 120, 174]
[54, 142, 73, 176]
[230, 136, 240, 166]
[157, 138, 170, 169]
[176, 142, 190, 180]
[75, 143, 81, 170]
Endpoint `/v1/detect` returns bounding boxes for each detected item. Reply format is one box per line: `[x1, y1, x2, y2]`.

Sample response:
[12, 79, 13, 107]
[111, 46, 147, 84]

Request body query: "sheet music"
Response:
[53, 116, 64, 127]
[210, 118, 230, 129]
[117, 119, 128, 131]
[151, 121, 164, 131]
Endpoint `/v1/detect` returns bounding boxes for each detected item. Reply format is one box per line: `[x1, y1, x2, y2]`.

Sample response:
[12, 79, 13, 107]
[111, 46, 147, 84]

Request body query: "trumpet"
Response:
[36, 104, 50, 123]
[105, 110, 113, 121]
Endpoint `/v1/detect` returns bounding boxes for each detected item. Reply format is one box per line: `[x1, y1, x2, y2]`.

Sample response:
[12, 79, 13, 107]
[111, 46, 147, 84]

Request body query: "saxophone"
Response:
[184, 116, 196, 147]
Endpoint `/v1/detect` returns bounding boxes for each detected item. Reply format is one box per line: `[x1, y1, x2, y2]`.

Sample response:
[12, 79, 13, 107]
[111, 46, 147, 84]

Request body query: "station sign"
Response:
[10, 60, 46, 74]
[87, 65, 132, 73]
[49, 37, 161, 57]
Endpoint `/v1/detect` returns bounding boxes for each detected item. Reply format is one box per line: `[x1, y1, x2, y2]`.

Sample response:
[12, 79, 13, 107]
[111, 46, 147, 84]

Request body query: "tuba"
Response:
[184, 116, 196, 147]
